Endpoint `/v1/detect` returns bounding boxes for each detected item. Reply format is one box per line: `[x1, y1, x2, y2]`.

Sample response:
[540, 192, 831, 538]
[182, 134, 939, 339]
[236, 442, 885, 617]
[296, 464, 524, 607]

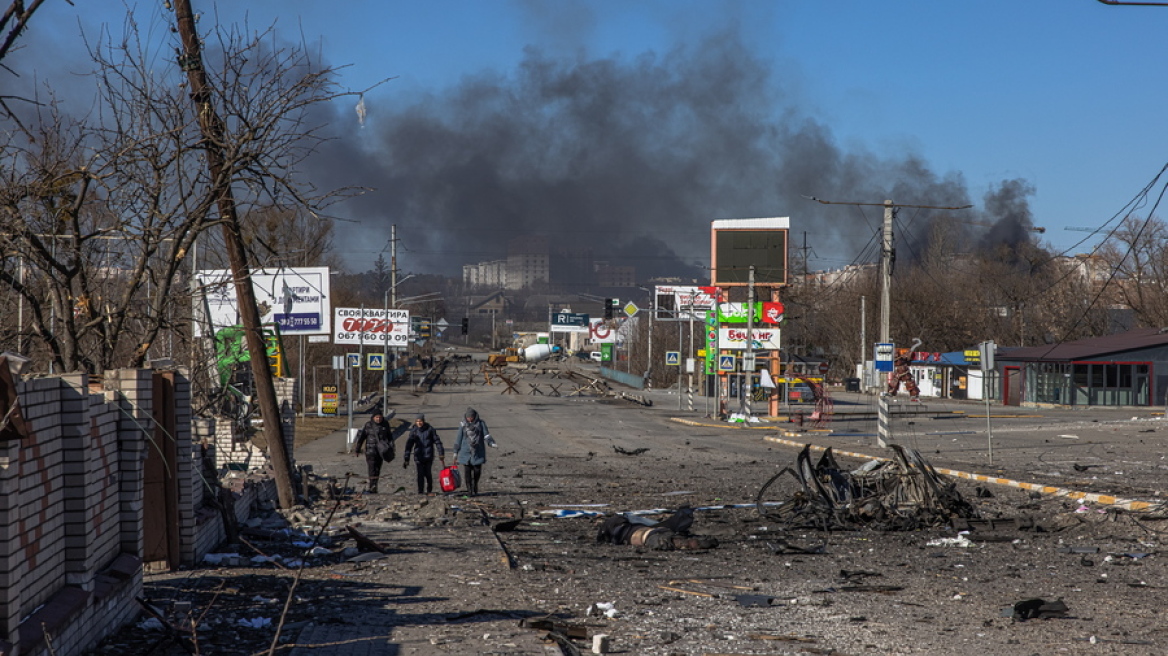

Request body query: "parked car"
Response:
[788, 383, 815, 402]
[590, 351, 604, 362]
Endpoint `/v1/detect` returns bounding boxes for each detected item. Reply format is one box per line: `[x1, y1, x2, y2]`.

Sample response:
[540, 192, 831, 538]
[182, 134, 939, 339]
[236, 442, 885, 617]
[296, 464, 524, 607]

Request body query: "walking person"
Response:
[452, 407, 496, 496]
[402, 414, 445, 494]
[353, 412, 395, 493]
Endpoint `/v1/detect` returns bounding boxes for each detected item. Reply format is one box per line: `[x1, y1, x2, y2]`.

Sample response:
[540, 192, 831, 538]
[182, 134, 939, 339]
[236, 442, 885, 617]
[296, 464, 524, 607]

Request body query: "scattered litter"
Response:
[202, 552, 241, 565]
[549, 504, 609, 508]
[1056, 434, 1080, 439]
[926, 533, 974, 548]
[137, 618, 165, 631]
[587, 602, 620, 619]
[543, 509, 604, 518]
[238, 617, 273, 629]
[1057, 546, 1099, 554]
[1074, 505, 1092, 513]
[308, 546, 331, 556]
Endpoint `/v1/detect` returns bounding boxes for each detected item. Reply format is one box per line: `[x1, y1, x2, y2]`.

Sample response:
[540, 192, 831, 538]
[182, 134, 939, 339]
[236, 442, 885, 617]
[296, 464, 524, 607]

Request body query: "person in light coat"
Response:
[451, 407, 495, 496]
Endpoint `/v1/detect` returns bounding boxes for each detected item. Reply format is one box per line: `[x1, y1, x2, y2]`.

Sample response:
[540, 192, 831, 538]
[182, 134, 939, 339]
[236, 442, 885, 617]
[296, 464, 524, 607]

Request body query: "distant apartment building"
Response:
[506, 235, 549, 289]
[1056, 253, 1112, 284]
[804, 263, 874, 287]
[463, 260, 507, 289]
[595, 263, 636, 288]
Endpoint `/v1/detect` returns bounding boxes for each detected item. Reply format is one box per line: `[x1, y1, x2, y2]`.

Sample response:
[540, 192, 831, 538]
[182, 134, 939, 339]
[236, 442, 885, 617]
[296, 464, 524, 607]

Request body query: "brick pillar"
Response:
[108, 369, 154, 559]
[57, 374, 95, 587]
[0, 429, 21, 642]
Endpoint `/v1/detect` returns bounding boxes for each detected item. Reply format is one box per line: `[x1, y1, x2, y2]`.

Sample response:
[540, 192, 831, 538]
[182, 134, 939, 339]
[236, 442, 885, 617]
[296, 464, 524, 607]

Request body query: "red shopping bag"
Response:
[439, 465, 461, 493]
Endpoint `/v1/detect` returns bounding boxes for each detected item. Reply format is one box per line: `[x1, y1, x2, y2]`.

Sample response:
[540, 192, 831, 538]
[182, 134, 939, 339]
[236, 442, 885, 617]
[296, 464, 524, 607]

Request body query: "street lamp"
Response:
[380, 273, 418, 410]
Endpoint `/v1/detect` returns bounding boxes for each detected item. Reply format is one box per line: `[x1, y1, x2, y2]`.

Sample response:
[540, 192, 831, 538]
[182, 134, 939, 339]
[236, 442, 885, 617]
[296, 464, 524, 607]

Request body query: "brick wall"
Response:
[0, 367, 297, 656]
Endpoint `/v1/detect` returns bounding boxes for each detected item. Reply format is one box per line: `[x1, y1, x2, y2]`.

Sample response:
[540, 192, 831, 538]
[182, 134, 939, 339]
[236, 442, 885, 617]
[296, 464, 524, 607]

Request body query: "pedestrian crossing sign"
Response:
[367, 353, 385, 371]
[346, 353, 360, 368]
[718, 354, 736, 372]
[665, 351, 680, 366]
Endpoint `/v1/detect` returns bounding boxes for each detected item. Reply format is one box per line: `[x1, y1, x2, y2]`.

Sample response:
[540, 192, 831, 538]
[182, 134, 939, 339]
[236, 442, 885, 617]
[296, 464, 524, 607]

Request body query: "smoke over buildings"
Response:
[300, 31, 1040, 281]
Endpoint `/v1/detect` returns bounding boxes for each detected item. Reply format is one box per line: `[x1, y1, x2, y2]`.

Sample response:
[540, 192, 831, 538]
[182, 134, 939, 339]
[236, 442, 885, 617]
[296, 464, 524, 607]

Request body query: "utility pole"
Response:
[806, 196, 972, 350]
[172, 0, 295, 508]
[382, 225, 398, 409]
[880, 200, 893, 344]
[743, 266, 756, 419]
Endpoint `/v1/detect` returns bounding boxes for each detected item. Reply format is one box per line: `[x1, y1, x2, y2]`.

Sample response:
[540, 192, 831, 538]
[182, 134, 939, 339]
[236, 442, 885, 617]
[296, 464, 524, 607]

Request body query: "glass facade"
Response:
[1026, 361, 1150, 406]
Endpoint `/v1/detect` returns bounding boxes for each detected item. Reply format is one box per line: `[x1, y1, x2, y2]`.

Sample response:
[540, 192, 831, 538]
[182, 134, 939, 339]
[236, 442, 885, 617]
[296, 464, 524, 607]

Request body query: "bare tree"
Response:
[0, 14, 360, 375]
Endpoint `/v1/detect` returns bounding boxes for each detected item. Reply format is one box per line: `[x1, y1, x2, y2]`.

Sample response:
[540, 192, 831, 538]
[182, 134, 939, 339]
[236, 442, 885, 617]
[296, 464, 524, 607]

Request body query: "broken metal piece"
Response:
[345, 525, 388, 554]
[519, 618, 588, 639]
[1012, 598, 1069, 621]
[613, 445, 649, 456]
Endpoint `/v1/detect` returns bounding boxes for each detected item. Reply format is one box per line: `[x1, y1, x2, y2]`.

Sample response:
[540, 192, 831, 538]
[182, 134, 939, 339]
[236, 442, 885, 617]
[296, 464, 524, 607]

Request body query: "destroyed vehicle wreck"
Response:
[756, 444, 979, 530]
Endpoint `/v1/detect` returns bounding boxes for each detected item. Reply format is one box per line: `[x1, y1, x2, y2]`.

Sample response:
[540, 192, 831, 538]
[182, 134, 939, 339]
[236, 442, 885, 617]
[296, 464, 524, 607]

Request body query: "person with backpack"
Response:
[353, 411, 395, 493]
[452, 407, 496, 496]
[402, 413, 445, 494]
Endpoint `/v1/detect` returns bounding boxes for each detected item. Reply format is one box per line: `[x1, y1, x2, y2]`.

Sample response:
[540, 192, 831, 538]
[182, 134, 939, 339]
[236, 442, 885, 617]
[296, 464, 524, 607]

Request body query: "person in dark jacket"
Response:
[353, 412, 394, 493]
[402, 413, 445, 494]
[452, 407, 495, 496]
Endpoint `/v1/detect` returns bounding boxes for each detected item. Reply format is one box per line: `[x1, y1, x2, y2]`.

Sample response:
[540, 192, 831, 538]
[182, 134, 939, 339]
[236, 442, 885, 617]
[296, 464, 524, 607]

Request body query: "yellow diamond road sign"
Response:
[623, 302, 639, 317]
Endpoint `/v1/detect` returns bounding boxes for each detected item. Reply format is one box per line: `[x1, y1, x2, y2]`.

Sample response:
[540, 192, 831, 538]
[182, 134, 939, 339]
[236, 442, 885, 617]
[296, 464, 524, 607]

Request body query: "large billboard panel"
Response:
[333, 308, 411, 347]
[197, 267, 331, 336]
[654, 285, 714, 321]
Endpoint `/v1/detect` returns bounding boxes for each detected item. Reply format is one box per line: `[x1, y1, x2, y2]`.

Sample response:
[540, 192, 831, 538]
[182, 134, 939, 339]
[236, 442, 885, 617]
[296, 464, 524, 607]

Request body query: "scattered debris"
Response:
[613, 445, 649, 456]
[1010, 598, 1070, 621]
[596, 506, 717, 550]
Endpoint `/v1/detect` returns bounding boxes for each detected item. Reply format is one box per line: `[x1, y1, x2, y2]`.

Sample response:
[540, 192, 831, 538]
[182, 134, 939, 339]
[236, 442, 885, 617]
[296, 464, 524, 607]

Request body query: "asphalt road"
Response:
[278, 359, 1168, 655]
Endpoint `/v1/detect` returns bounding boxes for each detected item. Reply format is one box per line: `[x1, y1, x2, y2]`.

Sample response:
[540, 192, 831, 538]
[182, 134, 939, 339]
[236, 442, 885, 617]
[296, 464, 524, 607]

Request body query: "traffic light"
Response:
[604, 298, 613, 320]
[461, 317, 469, 335]
[411, 316, 433, 339]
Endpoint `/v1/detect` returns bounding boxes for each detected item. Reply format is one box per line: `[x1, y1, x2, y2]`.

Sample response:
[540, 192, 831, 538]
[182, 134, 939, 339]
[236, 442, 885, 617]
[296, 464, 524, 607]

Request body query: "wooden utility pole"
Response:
[171, 0, 296, 508]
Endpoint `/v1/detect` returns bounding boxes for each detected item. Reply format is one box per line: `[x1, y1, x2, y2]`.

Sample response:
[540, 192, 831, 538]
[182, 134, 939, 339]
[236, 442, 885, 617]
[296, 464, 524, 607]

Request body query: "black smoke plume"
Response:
[305, 31, 1036, 279]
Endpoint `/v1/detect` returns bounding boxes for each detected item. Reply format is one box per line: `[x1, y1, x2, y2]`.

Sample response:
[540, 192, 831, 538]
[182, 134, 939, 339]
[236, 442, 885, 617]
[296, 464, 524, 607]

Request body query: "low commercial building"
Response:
[995, 327, 1168, 407]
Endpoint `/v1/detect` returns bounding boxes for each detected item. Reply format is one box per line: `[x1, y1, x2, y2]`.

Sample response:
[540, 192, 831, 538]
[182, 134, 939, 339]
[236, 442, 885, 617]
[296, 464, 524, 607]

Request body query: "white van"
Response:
[590, 351, 604, 362]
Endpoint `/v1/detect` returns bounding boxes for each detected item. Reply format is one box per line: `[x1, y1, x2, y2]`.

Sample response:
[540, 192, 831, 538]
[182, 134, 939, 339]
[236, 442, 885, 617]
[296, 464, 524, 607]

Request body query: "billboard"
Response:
[197, 267, 330, 336]
[333, 308, 411, 346]
[710, 217, 789, 287]
[654, 285, 714, 321]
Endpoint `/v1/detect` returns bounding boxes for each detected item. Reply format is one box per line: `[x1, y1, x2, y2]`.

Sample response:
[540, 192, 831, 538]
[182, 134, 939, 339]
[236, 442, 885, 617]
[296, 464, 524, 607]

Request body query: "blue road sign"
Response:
[665, 351, 680, 366]
[346, 353, 360, 368]
[718, 354, 736, 372]
[874, 342, 894, 372]
[367, 353, 385, 371]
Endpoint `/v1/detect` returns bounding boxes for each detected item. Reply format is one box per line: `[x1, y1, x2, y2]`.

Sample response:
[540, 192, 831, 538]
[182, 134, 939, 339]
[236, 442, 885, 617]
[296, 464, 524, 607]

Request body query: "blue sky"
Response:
[17, 1, 1168, 276]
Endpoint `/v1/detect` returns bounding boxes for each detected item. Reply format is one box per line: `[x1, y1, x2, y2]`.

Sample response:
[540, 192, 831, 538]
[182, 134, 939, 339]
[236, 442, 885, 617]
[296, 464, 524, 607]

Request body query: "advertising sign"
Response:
[333, 308, 411, 346]
[197, 266, 330, 336]
[715, 302, 785, 324]
[552, 312, 590, 333]
[654, 285, 715, 321]
[715, 327, 781, 351]
[588, 319, 617, 343]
